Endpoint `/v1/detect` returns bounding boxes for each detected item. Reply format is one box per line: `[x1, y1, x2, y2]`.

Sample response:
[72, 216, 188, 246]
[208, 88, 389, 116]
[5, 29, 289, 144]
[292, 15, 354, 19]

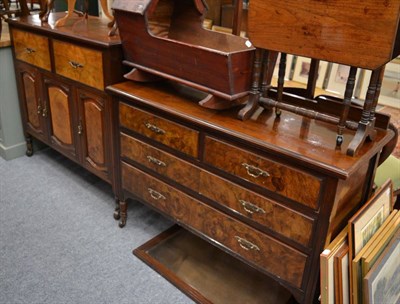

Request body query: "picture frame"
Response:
[348, 179, 394, 304]
[358, 60, 400, 109]
[363, 229, 400, 304]
[320, 227, 348, 304]
[292, 56, 328, 89]
[326, 64, 361, 96]
[334, 243, 350, 304]
[348, 179, 393, 260]
[273, 54, 294, 81]
[350, 209, 398, 304]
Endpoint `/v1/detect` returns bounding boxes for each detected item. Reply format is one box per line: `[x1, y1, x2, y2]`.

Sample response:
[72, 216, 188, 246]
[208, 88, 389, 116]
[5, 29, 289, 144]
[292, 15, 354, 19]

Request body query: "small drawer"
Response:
[119, 103, 199, 157]
[120, 133, 200, 191]
[204, 137, 322, 209]
[53, 40, 104, 90]
[122, 162, 308, 288]
[12, 29, 51, 71]
[199, 170, 314, 247]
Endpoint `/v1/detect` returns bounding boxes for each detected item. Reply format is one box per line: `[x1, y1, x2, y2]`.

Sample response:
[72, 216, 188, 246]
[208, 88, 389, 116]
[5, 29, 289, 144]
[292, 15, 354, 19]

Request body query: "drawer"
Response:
[119, 103, 199, 157]
[12, 29, 51, 71]
[199, 170, 314, 247]
[120, 133, 200, 191]
[53, 40, 104, 90]
[204, 137, 321, 209]
[122, 162, 308, 288]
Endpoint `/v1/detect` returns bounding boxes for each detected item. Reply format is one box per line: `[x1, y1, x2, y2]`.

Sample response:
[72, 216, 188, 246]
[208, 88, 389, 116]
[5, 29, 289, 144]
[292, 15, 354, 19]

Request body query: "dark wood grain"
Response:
[204, 136, 322, 209]
[119, 102, 199, 157]
[120, 133, 200, 191]
[248, 0, 400, 69]
[122, 162, 308, 289]
[199, 169, 314, 247]
[107, 81, 394, 180]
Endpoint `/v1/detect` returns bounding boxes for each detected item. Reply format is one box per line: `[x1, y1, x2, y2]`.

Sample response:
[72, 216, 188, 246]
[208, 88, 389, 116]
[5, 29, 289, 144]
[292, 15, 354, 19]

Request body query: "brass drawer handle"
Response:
[68, 60, 84, 69]
[235, 236, 260, 251]
[37, 105, 42, 115]
[239, 199, 266, 215]
[147, 156, 166, 167]
[25, 47, 36, 54]
[144, 122, 166, 135]
[148, 188, 166, 200]
[242, 163, 270, 178]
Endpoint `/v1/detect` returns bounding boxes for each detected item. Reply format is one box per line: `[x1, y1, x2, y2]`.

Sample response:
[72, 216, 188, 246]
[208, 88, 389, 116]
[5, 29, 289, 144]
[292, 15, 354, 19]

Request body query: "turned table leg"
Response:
[118, 200, 127, 228]
[25, 134, 33, 157]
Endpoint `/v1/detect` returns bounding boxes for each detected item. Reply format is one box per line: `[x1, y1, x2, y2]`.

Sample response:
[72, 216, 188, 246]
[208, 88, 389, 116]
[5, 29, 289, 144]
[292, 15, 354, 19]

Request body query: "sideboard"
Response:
[107, 80, 394, 303]
[7, 13, 124, 187]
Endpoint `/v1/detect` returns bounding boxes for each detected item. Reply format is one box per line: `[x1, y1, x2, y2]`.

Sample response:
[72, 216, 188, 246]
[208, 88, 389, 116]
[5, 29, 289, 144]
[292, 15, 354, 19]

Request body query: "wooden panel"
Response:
[12, 29, 51, 71]
[21, 70, 41, 131]
[119, 103, 199, 157]
[204, 136, 321, 209]
[121, 162, 308, 288]
[120, 133, 200, 190]
[53, 40, 104, 90]
[83, 96, 106, 170]
[48, 85, 73, 146]
[247, 0, 400, 69]
[199, 170, 314, 247]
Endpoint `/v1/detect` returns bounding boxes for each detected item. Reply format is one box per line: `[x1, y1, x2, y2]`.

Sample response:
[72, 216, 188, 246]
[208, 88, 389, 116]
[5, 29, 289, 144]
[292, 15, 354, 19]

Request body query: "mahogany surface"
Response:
[108, 80, 394, 303]
[248, 0, 400, 69]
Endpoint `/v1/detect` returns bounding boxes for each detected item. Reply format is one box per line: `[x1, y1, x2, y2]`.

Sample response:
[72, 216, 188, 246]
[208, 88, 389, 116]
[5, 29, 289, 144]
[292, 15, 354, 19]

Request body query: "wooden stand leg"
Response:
[113, 197, 120, 220]
[118, 200, 127, 228]
[26, 135, 33, 157]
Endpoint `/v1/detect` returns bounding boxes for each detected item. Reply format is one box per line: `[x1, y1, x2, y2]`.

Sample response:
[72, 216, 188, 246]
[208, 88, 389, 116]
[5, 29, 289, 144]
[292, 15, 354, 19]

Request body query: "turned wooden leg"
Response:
[113, 197, 120, 220]
[119, 200, 127, 228]
[26, 135, 33, 157]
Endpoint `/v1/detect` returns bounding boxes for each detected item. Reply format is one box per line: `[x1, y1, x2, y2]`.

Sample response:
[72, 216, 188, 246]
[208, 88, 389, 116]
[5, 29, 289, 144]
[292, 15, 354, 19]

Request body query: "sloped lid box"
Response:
[112, 0, 255, 101]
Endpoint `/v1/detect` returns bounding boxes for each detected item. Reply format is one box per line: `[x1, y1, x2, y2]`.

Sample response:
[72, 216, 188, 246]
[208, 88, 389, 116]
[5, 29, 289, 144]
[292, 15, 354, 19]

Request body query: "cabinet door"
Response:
[15, 63, 47, 142]
[77, 88, 111, 182]
[43, 77, 78, 160]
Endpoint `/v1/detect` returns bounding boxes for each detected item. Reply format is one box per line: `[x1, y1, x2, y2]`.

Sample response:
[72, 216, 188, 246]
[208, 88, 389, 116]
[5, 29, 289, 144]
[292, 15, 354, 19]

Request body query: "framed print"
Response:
[292, 56, 328, 89]
[359, 61, 400, 109]
[363, 229, 400, 304]
[273, 54, 294, 81]
[326, 64, 361, 96]
[377, 61, 400, 108]
[362, 212, 400, 278]
[334, 244, 350, 304]
[348, 179, 393, 260]
[320, 227, 348, 304]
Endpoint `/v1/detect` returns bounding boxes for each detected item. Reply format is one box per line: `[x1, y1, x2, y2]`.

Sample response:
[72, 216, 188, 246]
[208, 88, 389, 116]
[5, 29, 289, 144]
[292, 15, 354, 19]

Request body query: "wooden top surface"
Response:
[0, 22, 11, 48]
[248, 0, 400, 69]
[107, 81, 394, 179]
[7, 12, 121, 47]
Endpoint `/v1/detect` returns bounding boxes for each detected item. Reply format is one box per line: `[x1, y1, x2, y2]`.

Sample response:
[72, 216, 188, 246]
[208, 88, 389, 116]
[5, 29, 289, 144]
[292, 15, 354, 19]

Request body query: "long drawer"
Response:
[121, 132, 313, 247]
[121, 162, 308, 288]
[119, 103, 199, 157]
[203, 136, 322, 209]
[12, 29, 51, 71]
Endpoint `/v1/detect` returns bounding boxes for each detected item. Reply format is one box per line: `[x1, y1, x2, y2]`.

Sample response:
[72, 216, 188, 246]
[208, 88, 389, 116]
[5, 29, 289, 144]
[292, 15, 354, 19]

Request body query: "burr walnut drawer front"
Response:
[120, 133, 200, 191]
[53, 40, 104, 90]
[121, 162, 308, 288]
[12, 29, 51, 71]
[199, 170, 314, 247]
[119, 103, 199, 157]
[203, 137, 322, 209]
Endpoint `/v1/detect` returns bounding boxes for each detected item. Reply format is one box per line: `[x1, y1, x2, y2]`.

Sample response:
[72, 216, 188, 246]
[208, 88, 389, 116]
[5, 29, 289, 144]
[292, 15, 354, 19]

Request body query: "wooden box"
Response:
[112, 0, 255, 102]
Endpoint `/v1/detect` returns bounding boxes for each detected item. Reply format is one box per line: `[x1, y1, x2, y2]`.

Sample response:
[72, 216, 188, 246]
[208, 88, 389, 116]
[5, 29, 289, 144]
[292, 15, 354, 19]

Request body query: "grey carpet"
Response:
[0, 148, 194, 304]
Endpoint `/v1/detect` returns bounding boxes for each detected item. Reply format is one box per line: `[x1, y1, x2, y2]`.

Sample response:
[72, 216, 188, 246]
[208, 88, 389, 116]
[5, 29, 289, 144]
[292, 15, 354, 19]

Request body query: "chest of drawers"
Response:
[108, 81, 393, 303]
